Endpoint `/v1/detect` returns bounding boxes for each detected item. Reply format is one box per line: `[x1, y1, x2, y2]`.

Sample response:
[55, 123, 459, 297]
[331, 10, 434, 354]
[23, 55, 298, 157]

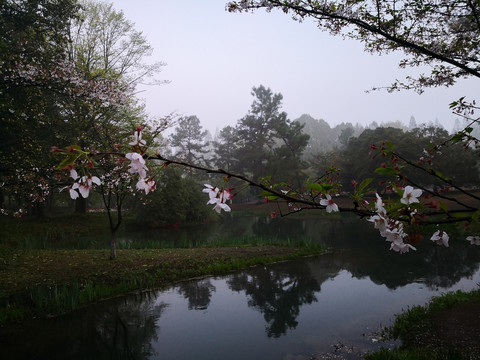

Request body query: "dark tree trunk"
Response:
[110, 230, 117, 260]
[75, 196, 87, 213]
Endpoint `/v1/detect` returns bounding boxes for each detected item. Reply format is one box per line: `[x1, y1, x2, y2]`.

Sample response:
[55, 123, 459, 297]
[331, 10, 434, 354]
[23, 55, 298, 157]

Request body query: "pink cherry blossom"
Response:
[136, 178, 156, 194]
[401, 186, 422, 205]
[129, 128, 146, 146]
[384, 226, 406, 244]
[390, 241, 416, 253]
[466, 236, 480, 245]
[368, 213, 388, 236]
[375, 193, 386, 214]
[431, 230, 449, 247]
[126, 152, 148, 178]
[203, 184, 232, 213]
[70, 169, 79, 180]
[203, 184, 219, 202]
[320, 194, 339, 213]
[77, 175, 101, 198]
[213, 202, 231, 213]
[60, 183, 80, 199]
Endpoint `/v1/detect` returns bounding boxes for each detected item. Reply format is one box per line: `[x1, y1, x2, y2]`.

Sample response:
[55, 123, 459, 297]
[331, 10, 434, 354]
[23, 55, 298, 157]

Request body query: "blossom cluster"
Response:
[52, 128, 480, 254]
[61, 169, 101, 199]
[3, 56, 128, 108]
[125, 128, 155, 194]
[368, 193, 416, 253]
[366, 186, 462, 253]
[319, 194, 339, 213]
[203, 184, 233, 213]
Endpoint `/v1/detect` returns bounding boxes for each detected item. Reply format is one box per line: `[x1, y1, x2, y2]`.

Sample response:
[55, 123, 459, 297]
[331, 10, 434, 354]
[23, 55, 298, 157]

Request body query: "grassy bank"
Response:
[365, 289, 480, 359]
[0, 246, 323, 325]
[0, 213, 325, 325]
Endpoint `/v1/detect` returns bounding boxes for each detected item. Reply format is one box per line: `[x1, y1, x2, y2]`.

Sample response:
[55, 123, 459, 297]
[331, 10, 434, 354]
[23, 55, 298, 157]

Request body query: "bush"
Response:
[134, 167, 212, 227]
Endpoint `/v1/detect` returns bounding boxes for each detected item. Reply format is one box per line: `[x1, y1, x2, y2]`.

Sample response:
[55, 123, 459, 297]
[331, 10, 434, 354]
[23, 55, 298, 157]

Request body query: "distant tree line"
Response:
[166, 85, 480, 203]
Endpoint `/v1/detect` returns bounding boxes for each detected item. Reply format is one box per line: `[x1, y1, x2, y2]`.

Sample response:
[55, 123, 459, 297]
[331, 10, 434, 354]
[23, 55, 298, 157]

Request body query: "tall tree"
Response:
[234, 85, 287, 180]
[212, 125, 239, 172]
[0, 0, 84, 215]
[65, 0, 168, 258]
[70, 0, 164, 86]
[268, 119, 310, 185]
[169, 115, 209, 166]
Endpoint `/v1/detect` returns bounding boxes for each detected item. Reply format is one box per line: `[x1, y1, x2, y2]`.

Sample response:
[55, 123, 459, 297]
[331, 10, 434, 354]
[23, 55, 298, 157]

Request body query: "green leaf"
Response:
[385, 141, 394, 150]
[375, 167, 397, 175]
[356, 178, 373, 193]
[259, 190, 274, 197]
[439, 201, 448, 212]
[471, 210, 480, 223]
[451, 133, 463, 144]
[321, 184, 333, 192]
[307, 183, 323, 192]
[57, 155, 76, 170]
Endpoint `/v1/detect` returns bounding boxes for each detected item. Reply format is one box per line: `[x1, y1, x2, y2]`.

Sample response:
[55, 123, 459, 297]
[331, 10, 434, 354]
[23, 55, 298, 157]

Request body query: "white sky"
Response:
[110, 0, 477, 134]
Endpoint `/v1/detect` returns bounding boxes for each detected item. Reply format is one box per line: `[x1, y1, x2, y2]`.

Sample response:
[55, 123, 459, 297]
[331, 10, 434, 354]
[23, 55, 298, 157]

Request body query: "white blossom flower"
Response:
[60, 182, 80, 200]
[431, 230, 449, 247]
[401, 186, 422, 205]
[384, 226, 407, 244]
[219, 188, 233, 203]
[203, 184, 219, 204]
[375, 193, 386, 214]
[390, 241, 416, 253]
[136, 178, 156, 194]
[320, 194, 339, 213]
[69, 183, 80, 199]
[213, 202, 231, 213]
[203, 184, 232, 213]
[70, 169, 79, 180]
[368, 213, 388, 237]
[77, 175, 101, 198]
[129, 129, 146, 146]
[126, 152, 148, 178]
[466, 236, 480, 246]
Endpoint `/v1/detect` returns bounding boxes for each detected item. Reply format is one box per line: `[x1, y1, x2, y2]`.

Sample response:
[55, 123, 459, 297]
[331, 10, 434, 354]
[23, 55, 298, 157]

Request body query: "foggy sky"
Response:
[110, 0, 477, 134]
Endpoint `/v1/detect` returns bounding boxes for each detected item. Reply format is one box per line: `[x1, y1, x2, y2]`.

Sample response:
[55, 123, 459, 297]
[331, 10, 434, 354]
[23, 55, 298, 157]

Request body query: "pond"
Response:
[3, 214, 480, 359]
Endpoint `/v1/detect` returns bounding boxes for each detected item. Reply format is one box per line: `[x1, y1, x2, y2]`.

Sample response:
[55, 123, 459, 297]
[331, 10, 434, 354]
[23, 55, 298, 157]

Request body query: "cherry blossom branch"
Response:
[393, 151, 480, 207]
[149, 152, 374, 216]
[52, 128, 480, 254]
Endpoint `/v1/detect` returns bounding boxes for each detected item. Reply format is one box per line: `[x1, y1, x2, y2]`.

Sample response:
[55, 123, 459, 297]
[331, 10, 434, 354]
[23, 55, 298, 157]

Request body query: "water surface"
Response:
[3, 215, 480, 359]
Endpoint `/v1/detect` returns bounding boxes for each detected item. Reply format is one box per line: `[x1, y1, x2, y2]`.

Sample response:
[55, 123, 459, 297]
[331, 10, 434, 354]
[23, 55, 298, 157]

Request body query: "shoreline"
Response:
[0, 245, 325, 325]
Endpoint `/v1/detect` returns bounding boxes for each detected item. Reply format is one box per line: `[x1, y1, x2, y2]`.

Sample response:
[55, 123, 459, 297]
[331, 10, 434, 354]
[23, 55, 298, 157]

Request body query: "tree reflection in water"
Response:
[4, 215, 480, 360]
[2, 292, 167, 360]
[177, 279, 216, 310]
[250, 215, 480, 290]
[227, 260, 320, 337]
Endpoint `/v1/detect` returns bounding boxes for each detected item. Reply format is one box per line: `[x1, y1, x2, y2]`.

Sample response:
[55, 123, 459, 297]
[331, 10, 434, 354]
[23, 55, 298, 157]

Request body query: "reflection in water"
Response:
[227, 260, 320, 337]
[2, 292, 166, 360]
[177, 279, 216, 310]
[3, 215, 480, 359]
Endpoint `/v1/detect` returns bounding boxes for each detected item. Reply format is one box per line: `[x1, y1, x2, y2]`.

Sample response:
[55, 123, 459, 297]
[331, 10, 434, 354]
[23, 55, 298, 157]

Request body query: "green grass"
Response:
[0, 213, 114, 249]
[0, 244, 325, 325]
[366, 289, 480, 359]
[117, 235, 319, 249]
[0, 213, 327, 324]
[364, 347, 465, 360]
